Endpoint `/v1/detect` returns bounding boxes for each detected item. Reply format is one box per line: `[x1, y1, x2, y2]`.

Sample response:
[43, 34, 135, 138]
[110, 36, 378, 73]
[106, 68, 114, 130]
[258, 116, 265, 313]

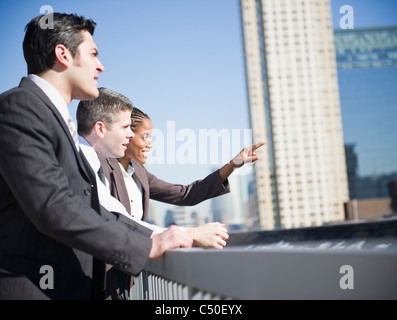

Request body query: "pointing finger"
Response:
[252, 141, 266, 151]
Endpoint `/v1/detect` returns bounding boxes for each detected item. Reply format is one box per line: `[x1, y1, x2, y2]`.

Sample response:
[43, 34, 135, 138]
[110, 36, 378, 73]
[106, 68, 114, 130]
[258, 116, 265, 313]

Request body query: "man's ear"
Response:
[54, 44, 73, 68]
[94, 121, 106, 138]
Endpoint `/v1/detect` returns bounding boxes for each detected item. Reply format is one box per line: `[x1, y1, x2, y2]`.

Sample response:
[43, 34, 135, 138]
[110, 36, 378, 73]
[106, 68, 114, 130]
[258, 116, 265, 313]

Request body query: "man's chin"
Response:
[75, 88, 99, 102]
[86, 89, 100, 101]
[114, 151, 126, 159]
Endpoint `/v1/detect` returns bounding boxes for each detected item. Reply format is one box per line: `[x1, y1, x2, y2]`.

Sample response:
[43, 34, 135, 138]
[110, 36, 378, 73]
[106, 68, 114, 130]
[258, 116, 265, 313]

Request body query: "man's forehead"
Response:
[115, 109, 133, 122]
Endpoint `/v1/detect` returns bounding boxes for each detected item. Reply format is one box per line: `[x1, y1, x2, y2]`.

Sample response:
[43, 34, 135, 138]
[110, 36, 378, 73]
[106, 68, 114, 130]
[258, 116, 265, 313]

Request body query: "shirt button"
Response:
[84, 188, 90, 196]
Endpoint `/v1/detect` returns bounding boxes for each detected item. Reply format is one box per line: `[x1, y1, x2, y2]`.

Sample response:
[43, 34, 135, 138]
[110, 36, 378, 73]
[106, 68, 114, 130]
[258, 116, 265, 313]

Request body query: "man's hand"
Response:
[185, 222, 229, 249]
[149, 225, 193, 259]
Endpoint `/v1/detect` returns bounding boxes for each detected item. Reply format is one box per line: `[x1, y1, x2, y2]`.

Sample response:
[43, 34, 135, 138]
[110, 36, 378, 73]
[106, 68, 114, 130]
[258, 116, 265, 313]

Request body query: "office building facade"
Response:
[334, 26, 397, 178]
[240, 0, 349, 229]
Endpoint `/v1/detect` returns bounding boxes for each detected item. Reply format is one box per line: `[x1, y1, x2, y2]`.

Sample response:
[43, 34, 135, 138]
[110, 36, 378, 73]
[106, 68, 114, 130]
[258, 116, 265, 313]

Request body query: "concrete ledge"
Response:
[143, 218, 397, 299]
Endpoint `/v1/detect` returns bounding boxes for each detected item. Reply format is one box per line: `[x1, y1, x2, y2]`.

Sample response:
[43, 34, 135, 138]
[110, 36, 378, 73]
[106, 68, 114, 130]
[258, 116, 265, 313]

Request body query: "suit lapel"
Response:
[19, 77, 91, 181]
[105, 158, 131, 214]
[129, 160, 147, 194]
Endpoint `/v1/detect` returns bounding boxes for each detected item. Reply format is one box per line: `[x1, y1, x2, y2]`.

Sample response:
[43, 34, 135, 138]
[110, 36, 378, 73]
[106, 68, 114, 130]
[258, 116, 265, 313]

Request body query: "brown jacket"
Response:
[101, 158, 230, 220]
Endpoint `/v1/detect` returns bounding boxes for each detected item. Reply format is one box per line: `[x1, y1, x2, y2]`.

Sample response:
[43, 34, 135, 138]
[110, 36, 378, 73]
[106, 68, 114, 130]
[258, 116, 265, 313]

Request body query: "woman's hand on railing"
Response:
[185, 222, 229, 249]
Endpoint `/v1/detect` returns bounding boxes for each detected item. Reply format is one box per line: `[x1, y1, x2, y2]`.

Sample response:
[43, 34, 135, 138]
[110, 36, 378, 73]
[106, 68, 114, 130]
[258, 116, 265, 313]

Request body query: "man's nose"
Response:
[96, 58, 105, 73]
[127, 127, 134, 139]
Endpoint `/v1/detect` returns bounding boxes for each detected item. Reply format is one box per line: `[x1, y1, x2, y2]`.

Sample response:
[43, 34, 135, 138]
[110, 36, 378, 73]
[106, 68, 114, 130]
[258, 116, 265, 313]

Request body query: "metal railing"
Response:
[131, 217, 397, 300]
[131, 270, 229, 300]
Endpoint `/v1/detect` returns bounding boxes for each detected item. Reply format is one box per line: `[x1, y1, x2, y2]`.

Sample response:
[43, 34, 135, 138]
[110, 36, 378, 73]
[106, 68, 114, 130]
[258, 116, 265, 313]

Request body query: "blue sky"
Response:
[0, 0, 396, 222]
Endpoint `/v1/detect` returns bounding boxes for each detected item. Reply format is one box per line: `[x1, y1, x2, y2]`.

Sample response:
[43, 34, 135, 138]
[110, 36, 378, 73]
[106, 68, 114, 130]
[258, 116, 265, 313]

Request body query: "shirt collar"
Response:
[78, 135, 101, 172]
[28, 74, 69, 124]
[128, 162, 136, 175]
[118, 161, 136, 177]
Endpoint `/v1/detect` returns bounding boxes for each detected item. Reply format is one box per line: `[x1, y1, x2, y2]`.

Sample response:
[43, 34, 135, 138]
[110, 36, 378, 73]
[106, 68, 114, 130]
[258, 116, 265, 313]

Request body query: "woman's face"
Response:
[124, 118, 153, 164]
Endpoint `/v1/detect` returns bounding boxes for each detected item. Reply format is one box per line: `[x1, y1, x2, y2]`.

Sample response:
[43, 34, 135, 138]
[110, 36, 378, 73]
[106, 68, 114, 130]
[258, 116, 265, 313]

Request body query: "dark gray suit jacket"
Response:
[0, 78, 152, 300]
[101, 158, 230, 220]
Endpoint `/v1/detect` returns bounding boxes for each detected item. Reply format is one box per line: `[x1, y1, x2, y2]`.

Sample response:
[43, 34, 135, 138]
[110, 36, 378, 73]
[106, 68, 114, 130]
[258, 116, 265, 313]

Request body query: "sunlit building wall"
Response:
[240, 0, 349, 229]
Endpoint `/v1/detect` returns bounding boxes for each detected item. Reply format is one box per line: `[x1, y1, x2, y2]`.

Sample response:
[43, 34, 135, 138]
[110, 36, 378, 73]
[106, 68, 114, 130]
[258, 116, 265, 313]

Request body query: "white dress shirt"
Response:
[28, 74, 69, 123]
[28, 74, 79, 150]
[78, 135, 165, 233]
[118, 162, 144, 220]
[116, 160, 186, 234]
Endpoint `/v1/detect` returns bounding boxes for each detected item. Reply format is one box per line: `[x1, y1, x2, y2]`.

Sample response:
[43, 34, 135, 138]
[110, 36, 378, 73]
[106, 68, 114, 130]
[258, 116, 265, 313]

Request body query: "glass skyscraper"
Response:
[335, 26, 397, 178]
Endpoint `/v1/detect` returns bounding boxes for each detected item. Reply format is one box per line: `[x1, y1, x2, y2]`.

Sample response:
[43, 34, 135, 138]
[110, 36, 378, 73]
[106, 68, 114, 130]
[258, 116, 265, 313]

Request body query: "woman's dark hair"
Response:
[23, 13, 96, 74]
[131, 107, 150, 132]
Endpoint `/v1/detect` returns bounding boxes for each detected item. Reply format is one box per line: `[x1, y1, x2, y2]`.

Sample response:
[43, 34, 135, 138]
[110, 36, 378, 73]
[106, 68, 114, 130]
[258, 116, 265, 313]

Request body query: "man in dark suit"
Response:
[0, 12, 192, 300]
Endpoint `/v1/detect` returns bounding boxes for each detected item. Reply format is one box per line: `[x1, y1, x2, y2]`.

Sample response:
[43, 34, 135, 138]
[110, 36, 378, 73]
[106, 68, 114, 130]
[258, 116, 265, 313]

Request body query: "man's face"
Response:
[69, 31, 104, 100]
[101, 110, 134, 159]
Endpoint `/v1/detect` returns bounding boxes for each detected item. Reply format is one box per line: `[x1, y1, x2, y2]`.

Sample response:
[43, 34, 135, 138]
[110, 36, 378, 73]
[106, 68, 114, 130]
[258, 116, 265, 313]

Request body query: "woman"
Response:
[102, 107, 265, 249]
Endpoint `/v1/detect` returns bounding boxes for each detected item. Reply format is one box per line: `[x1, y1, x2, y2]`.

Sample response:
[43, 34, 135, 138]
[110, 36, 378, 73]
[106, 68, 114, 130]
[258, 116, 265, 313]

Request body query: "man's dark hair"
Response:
[23, 13, 96, 75]
[77, 87, 133, 136]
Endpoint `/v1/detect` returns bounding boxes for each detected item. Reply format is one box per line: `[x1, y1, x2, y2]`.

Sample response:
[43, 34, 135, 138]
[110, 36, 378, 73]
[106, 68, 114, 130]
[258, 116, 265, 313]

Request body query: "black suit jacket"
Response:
[0, 78, 152, 299]
[101, 158, 230, 220]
